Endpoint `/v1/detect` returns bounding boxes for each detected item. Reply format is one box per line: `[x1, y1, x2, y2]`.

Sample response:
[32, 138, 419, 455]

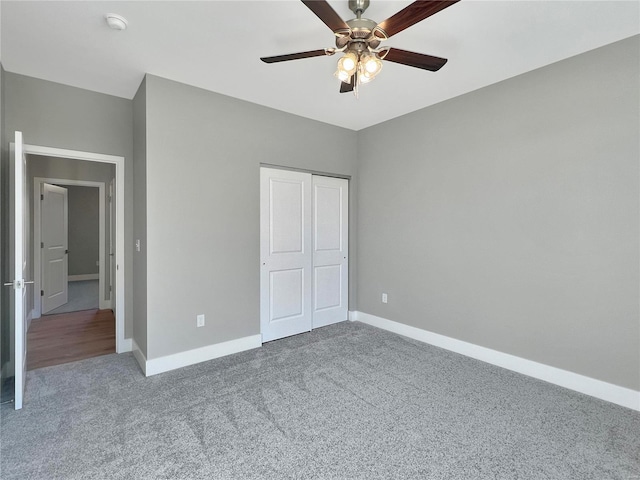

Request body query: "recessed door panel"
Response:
[44, 189, 65, 244]
[270, 179, 304, 255]
[314, 264, 342, 311]
[314, 185, 342, 252]
[270, 268, 304, 322]
[46, 258, 65, 296]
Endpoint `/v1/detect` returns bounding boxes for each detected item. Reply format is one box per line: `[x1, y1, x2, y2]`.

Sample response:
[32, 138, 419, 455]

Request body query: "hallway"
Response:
[27, 309, 115, 370]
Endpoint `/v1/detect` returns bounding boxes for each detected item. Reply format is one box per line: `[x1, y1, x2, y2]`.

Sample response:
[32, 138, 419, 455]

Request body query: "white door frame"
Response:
[34, 178, 107, 316]
[23, 144, 126, 353]
[108, 179, 115, 302]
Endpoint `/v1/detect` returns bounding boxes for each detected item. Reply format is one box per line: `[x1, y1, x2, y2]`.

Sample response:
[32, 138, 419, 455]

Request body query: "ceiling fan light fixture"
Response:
[335, 69, 351, 82]
[358, 69, 374, 84]
[337, 51, 358, 76]
[361, 52, 382, 76]
[261, 0, 459, 94]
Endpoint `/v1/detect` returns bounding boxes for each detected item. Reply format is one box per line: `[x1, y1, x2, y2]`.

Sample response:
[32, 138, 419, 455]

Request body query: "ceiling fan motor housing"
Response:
[338, 18, 381, 50]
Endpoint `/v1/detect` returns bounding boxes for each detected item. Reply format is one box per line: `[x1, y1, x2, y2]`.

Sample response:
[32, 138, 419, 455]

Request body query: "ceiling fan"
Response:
[260, 0, 460, 95]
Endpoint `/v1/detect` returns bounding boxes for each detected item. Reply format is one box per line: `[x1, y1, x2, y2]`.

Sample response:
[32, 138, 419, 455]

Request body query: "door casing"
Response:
[21, 143, 127, 353]
[34, 178, 108, 317]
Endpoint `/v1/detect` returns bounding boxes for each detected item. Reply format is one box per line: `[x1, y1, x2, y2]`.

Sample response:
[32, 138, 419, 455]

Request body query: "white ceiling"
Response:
[1, 1, 638, 130]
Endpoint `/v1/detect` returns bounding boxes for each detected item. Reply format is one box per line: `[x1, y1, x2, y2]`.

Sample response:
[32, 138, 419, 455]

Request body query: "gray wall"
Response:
[143, 75, 358, 359]
[356, 36, 639, 390]
[63, 185, 99, 276]
[3, 73, 134, 339]
[132, 77, 147, 356]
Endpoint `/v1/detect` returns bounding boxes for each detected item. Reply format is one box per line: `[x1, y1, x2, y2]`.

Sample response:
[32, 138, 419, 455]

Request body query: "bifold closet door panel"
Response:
[260, 168, 313, 342]
[312, 175, 349, 328]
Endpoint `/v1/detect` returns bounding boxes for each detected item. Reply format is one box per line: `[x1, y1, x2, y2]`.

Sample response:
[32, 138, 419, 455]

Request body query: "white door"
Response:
[312, 176, 349, 328]
[9, 131, 30, 410]
[41, 183, 69, 314]
[260, 168, 312, 342]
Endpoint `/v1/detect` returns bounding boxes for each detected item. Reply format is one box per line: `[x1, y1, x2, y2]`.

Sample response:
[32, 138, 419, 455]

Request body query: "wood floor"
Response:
[27, 309, 115, 370]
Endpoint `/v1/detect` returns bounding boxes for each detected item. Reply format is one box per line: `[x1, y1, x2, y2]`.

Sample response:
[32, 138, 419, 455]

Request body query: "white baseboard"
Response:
[143, 335, 262, 377]
[69, 274, 99, 282]
[118, 337, 132, 353]
[132, 339, 147, 375]
[99, 299, 113, 310]
[353, 311, 640, 412]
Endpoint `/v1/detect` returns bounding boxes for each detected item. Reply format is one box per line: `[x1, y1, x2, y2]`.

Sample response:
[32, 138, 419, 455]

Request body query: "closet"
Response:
[260, 167, 349, 342]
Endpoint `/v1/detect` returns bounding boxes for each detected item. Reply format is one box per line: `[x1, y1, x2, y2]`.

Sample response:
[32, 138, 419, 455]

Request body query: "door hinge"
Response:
[40, 194, 44, 201]
[109, 285, 112, 292]
[41, 242, 44, 248]
[40, 290, 44, 297]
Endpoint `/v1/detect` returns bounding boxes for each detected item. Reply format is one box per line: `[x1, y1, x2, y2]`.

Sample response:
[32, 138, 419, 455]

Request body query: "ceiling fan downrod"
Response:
[349, 0, 369, 19]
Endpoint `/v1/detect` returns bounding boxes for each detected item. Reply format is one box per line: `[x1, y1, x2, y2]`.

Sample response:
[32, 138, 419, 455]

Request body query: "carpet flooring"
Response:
[46, 280, 99, 315]
[1, 322, 638, 479]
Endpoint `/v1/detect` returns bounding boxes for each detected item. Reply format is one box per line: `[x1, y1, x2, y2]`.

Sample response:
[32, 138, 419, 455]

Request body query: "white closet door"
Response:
[260, 168, 312, 342]
[312, 176, 349, 328]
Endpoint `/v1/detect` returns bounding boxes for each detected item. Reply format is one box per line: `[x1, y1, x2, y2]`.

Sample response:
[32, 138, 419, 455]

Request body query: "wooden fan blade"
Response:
[261, 49, 335, 63]
[382, 48, 448, 71]
[374, 0, 460, 39]
[340, 78, 355, 93]
[301, 0, 351, 35]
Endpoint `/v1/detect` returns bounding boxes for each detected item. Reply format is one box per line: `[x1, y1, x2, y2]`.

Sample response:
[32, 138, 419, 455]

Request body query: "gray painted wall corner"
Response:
[132, 76, 148, 357]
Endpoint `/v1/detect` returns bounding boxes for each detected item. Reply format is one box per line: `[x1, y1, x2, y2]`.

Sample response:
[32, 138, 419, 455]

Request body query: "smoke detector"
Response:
[105, 13, 128, 31]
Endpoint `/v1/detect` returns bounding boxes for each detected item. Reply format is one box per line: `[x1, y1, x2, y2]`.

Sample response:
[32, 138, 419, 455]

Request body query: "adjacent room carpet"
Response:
[46, 280, 99, 315]
[1, 322, 638, 479]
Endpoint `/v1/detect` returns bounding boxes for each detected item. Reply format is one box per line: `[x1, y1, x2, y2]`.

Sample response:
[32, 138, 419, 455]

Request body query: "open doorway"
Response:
[34, 179, 109, 316]
[26, 154, 118, 370]
[44, 184, 100, 315]
[8, 135, 126, 409]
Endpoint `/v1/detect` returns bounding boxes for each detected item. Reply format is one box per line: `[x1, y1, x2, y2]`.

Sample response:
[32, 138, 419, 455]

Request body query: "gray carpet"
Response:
[1, 322, 638, 479]
[46, 280, 99, 315]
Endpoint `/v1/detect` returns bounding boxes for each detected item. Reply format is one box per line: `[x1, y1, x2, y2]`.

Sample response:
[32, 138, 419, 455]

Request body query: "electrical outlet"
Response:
[382, 293, 388, 304]
[196, 314, 205, 327]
